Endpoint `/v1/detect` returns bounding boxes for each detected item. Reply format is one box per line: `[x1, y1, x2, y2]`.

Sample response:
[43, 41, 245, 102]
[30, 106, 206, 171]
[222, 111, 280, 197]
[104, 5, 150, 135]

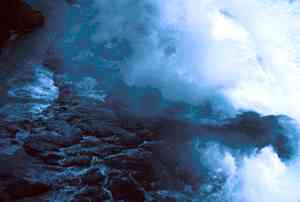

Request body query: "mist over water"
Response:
[91, 0, 300, 201]
[115, 0, 300, 119]
[1, 0, 300, 201]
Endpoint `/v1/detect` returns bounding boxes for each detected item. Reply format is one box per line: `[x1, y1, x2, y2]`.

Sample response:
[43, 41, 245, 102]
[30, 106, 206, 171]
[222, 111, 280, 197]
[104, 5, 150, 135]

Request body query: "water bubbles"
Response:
[0, 64, 58, 121]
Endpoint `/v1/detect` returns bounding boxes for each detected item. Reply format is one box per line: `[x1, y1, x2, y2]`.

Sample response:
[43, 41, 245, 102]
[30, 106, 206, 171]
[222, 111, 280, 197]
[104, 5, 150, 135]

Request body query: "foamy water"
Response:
[1, 0, 299, 201]
[122, 0, 300, 119]
[91, 0, 300, 201]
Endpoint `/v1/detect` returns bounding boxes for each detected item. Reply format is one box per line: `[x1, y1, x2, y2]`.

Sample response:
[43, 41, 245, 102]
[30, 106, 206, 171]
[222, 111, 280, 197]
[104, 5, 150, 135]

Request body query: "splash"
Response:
[92, 0, 300, 119]
[224, 147, 300, 202]
[91, 0, 300, 201]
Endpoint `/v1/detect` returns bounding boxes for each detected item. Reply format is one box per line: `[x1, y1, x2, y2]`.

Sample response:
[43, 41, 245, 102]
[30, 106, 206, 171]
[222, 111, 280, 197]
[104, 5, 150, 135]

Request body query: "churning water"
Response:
[91, 1, 300, 201]
[1, 0, 300, 201]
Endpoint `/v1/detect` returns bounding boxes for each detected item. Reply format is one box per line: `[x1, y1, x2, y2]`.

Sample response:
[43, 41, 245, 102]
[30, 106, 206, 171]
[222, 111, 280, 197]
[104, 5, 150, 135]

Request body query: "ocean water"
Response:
[83, 1, 300, 201]
[1, 0, 300, 201]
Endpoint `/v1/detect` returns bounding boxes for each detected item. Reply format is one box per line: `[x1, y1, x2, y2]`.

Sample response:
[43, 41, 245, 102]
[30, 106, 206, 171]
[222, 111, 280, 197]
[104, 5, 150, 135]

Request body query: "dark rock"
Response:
[108, 174, 145, 202]
[23, 134, 60, 157]
[13, 1, 44, 34]
[0, 192, 11, 202]
[138, 129, 161, 141]
[5, 123, 19, 138]
[24, 130, 81, 153]
[62, 156, 92, 167]
[149, 191, 193, 202]
[40, 151, 65, 165]
[15, 131, 30, 142]
[0, 0, 44, 48]
[4, 178, 50, 200]
[138, 140, 164, 152]
[66, 0, 77, 5]
[105, 148, 157, 191]
[46, 120, 81, 138]
[52, 171, 81, 188]
[101, 127, 141, 147]
[104, 148, 153, 171]
[80, 167, 105, 186]
[80, 136, 102, 147]
[71, 186, 111, 202]
[43, 56, 64, 70]
[62, 143, 123, 158]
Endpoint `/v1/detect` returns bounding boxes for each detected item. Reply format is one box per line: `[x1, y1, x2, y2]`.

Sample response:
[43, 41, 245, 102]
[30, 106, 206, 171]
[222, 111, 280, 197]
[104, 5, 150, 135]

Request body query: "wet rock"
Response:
[108, 174, 145, 202]
[80, 166, 105, 186]
[62, 143, 123, 158]
[14, 1, 44, 34]
[25, 130, 81, 150]
[5, 123, 19, 138]
[138, 140, 164, 152]
[4, 178, 50, 200]
[0, 192, 10, 202]
[71, 186, 110, 202]
[104, 148, 157, 190]
[15, 131, 30, 142]
[43, 56, 64, 70]
[101, 127, 141, 147]
[52, 171, 81, 188]
[62, 155, 92, 167]
[0, 0, 44, 48]
[23, 134, 60, 157]
[40, 151, 65, 165]
[80, 136, 102, 147]
[138, 129, 161, 141]
[104, 148, 153, 171]
[149, 191, 193, 202]
[45, 120, 81, 140]
[66, 0, 77, 5]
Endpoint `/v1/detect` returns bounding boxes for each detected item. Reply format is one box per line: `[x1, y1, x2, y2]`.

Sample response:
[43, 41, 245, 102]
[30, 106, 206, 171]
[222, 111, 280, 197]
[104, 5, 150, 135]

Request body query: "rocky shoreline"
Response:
[0, 70, 297, 201]
[0, 1, 298, 202]
[0, 73, 203, 202]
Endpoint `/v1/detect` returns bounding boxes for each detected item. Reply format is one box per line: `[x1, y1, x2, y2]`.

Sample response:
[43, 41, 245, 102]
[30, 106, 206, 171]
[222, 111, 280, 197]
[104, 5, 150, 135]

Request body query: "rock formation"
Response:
[0, 0, 44, 48]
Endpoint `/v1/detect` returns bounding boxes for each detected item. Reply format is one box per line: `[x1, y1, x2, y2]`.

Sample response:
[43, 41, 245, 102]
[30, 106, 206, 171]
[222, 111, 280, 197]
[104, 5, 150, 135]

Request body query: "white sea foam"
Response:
[92, 1, 300, 201]
[93, 0, 300, 119]
[223, 147, 300, 202]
